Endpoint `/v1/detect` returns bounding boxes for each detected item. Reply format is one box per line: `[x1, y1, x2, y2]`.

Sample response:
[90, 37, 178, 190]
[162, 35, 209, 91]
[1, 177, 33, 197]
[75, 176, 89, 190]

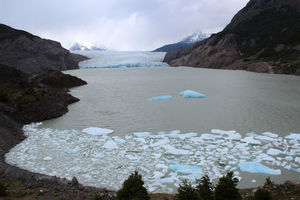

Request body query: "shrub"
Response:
[196, 175, 214, 200]
[116, 171, 149, 200]
[254, 189, 272, 200]
[0, 90, 9, 103]
[215, 172, 242, 200]
[0, 183, 7, 196]
[176, 180, 201, 200]
[264, 177, 274, 186]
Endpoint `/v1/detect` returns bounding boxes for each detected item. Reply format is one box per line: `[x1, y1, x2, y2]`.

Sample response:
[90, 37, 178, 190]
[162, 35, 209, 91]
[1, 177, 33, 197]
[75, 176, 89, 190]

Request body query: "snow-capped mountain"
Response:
[69, 42, 108, 51]
[180, 31, 209, 44]
[153, 31, 209, 53]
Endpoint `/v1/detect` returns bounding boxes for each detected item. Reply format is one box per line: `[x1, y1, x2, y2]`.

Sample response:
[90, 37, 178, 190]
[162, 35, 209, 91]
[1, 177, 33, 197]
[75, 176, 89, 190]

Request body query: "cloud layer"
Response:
[1, 0, 249, 50]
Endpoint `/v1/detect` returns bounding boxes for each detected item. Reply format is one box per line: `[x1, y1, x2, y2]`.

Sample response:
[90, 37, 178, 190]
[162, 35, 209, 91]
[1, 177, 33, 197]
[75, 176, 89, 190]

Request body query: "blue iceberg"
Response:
[179, 90, 206, 98]
[170, 164, 202, 174]
[149, 96, 172, 100]
[238, 162, 281, 175]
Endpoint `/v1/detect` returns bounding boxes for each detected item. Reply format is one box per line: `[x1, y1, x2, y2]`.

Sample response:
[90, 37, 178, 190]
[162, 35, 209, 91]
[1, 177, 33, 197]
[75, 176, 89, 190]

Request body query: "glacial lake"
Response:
[5, 51, 300, 193]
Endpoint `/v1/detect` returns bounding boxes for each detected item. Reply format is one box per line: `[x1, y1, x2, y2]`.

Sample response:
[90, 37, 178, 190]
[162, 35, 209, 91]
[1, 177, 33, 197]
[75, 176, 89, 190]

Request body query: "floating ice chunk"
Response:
[238, 162, 281, 175]
[170, 164, 202, 174]
[153, 171, 164, 179]
[267, 148, 284, 156]
[133, 138, 146, 143]
[164, 145, 192, 155]
[103, 140, 118, 149]
[262, 132, 278, 138]
[177, 132, 198, 140]
[246, 132, 257, 137]
[66, 146, 80, 154]
[150, 138, 169, 147]
[255, 135, 276, 142]
[295, 157, 300, 164]
[179, 90, 206, 98]
[286, 133, 300, 140]
[150, 96, 172, 100]
[113, 137, 126, 145]
[82, 127, 114, 136]
[251, 179, 257, 183]
[160, 177, 177, 183]
[241, 136, 261, 145]
[43, 156, 52, 161]
[133, 132, 151, 137]
[156, 163, 168, 170]
[256, 153, 276, 162]
[289, 140, 299, 145]
[199, 133, 222, 140]
[212, 129, 242, 140]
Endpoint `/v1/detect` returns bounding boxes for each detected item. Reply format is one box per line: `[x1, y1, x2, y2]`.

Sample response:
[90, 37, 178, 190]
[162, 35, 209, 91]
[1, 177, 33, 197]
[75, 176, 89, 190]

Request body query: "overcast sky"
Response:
[1, 0, 249, 51]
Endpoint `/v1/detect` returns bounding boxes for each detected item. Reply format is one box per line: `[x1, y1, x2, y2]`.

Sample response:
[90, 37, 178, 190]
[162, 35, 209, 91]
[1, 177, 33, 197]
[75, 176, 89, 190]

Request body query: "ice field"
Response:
[5, 123, 300, 193]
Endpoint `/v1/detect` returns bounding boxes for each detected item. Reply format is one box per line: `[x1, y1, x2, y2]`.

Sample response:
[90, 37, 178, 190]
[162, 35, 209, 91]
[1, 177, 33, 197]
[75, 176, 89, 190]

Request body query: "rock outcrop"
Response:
[0, 64, 87, 124]
[0, 24, 87, 73]
[164, 0, 300, 75]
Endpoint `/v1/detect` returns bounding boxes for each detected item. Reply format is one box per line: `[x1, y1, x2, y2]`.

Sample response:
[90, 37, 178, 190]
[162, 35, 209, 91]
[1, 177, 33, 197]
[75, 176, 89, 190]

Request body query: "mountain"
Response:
[0, 24, 87, 74]
[164, 0, 300, 75]
[69, 42, 108, 51]
[153, 31, 209, 52]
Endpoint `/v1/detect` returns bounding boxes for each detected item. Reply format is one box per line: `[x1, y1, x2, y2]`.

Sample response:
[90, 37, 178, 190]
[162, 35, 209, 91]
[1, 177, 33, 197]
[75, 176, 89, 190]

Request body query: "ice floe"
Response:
[238, 162, 281, 175]
[179, 90, 206, 98]
[5, 124, 300, 193]
[149, 96, 172, 100]
[82, 127, 114, 136]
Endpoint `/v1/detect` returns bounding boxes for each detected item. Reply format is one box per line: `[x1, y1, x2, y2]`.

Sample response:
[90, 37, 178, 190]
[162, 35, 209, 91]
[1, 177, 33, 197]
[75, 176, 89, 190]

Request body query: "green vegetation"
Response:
[264, 177, 274, 187]
[116, 171, 150, 200]
[0, 183, 7, 196]
[215, 172, 241, 200]
[196, 175, 214, 200]
[176, 180, 200, 200]
[0, 90, 9, 103]
[254, 189, 272, 200]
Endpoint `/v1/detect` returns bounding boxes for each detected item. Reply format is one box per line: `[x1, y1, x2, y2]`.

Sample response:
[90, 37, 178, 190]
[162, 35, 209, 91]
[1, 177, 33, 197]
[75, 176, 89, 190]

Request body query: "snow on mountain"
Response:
[69, 42, 108, 51]
[153, 31, 209, 52]
[180, 31, 209, 44]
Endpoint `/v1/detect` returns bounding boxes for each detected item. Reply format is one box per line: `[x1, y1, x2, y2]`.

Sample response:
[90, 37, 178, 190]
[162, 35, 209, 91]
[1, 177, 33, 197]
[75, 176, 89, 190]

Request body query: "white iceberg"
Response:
[103, 140, 118, 149]
[170, 164, 203, 174]
[267, 148, 284, 156]
[238, 162, 281, 175]
[149, 96, 172, 100]
[164, 145, 192, 155]
[82, 127, 114, 136]
[286, 133, 300, 140]
[133, 132, 151, 137]
[179, 90, 206, 98]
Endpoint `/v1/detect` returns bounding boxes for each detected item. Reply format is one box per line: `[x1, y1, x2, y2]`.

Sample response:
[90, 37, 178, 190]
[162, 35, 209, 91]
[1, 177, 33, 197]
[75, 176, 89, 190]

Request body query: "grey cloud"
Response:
[0, 0, 249, 50]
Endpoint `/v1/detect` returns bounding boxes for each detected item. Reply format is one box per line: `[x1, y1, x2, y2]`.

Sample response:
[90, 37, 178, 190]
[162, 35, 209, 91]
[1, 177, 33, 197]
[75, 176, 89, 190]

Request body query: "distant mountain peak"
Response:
[180, 31, 209, 44]
[69, 42, 108, 51]
[153, 31, 209, 52]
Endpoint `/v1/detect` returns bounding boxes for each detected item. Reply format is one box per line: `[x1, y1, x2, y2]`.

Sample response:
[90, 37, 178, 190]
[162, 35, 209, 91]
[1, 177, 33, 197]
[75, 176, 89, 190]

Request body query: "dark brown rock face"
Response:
[0, 24, 87, 73]
[0, 64, 86, 124]
[164, 0, 300, 75]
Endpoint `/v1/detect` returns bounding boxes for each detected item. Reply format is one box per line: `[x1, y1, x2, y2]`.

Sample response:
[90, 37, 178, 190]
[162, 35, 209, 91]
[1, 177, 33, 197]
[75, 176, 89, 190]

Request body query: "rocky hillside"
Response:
[164, 0, 300, 75]
[0, 24, 87, 73]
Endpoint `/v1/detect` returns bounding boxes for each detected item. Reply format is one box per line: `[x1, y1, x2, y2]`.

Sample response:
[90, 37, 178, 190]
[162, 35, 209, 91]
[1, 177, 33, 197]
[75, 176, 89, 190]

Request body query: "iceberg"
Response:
[43, 156, 52, 161]
[103, 140, 118, 149]
[149, 96, 172, 100]
[170, 164, 202, 174]
[267, 148, 284, 156]
[133, 132, 151, 137]
[164, 145, 193, 155]
[238, 162, 281, 175]
[286, 133, 300, 140]
[82, 127, 114, 136]
[179, 90, 206, 98]
[241, 136, 261, 145]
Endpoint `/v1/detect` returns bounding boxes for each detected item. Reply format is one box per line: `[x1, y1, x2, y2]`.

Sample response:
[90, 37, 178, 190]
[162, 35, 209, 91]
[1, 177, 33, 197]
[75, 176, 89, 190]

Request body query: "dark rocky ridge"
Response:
[0, 24, 87, 73]
[164, 0, 300, 75]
